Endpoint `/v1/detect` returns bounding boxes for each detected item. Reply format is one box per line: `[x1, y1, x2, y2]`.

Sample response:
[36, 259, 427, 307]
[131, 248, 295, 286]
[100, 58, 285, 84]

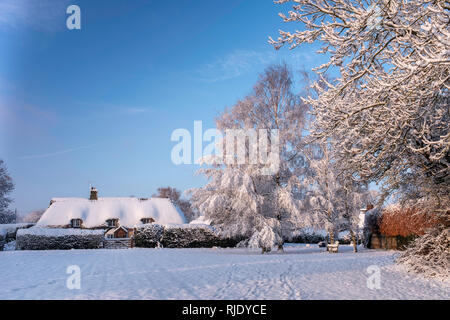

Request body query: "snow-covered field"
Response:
[0, 244, 448, 300]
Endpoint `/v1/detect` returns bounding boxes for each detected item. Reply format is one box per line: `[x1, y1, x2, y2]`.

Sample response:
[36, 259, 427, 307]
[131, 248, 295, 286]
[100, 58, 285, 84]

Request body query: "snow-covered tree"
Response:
[270, 0, 450, 211]
[190, 164, 266, 243]
[338, 178, 374, 252]
[20, 209, 45, 223]
[303, 144, 343, 244]
[303, 143, 374, 251]
[0, 159, 15, 224]
[190, 64, 309, 253]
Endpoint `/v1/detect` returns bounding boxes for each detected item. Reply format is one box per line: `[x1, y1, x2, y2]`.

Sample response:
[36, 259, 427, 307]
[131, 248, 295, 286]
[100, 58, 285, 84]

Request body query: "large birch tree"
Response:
[190, 64, 309, 253]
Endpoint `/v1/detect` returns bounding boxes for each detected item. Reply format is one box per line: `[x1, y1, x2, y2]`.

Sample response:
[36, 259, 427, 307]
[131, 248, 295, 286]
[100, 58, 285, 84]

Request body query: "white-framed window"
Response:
[71, 219, 81, 228]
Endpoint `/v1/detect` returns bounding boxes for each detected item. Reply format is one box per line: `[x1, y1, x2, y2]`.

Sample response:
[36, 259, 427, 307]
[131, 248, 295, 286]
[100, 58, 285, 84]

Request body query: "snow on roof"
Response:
[37, 197, 186, 228]
[105, 226, 128, 235]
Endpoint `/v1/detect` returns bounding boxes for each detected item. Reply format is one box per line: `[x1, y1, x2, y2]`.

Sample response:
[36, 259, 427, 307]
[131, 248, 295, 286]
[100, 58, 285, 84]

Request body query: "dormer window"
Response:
[106, 218, 119, 227]
[70, 218, 82, 228]
[140, 217, 155, 224]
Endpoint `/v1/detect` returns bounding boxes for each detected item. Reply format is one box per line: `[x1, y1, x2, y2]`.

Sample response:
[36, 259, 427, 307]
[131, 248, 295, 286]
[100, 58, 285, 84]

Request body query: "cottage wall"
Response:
[369, 233, 417, 250]
[114, 228, 128, 238]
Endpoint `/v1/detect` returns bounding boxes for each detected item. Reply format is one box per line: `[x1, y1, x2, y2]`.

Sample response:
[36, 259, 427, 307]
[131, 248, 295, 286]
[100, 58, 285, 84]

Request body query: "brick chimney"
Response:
[90, 187, 98, 200]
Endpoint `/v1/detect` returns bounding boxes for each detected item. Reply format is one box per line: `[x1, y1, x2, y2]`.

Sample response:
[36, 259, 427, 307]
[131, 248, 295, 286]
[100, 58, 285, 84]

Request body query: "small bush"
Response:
[397, 226, 449, 280]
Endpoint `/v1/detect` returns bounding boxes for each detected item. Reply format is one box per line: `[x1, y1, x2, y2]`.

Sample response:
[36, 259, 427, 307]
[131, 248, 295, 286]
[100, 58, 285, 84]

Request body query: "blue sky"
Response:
[0, 0, 327, 214]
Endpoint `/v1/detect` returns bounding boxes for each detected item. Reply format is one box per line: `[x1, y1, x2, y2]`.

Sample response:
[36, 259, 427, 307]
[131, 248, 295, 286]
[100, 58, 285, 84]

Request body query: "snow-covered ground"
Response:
[0, 244, 448, 299]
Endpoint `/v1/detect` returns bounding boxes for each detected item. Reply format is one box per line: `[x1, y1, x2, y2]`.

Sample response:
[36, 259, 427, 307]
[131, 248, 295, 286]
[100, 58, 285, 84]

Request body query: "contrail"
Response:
[19, 146, 91, 160]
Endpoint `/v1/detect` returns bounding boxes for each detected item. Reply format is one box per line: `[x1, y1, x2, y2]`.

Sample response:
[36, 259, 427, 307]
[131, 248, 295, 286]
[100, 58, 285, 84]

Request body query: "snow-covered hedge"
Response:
[0, 223, 34, 251]
[134, 224, 165, 248]
[363, 207, 382, 247]
[163, 224, 224, 248]
[286, 228, 355, 244]
[287, 230, 326, 244]
[0, 223, 35, 240]
[134, 223, 238, 248]
[396, 226, 449, 280]
[16, 227, 104, 250]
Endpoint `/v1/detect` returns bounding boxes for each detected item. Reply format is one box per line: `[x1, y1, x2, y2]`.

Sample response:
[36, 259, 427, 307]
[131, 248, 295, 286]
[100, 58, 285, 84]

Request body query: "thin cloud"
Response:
[197, 50, 270, 82]
[120, 107, 152, 115]
[0, 99, 59, 123]
[0, 98, 60, 144]
[73, 101, 153, 117]
[19, 146, 92, 160]
[196, 49, 316, 82]
[0, 0, 71, 31]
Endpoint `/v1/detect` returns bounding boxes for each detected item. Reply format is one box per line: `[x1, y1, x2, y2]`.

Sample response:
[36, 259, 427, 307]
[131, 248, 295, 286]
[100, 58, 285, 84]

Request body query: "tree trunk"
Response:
[328, 230, 334, 244]
[350, 230, 358, 253]
[277, 244, 284, 252]
[327, 230, 334, 252]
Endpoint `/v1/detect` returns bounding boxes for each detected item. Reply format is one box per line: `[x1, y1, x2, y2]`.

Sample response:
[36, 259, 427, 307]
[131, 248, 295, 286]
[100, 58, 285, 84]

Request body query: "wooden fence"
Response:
[103, 238, 134, 249]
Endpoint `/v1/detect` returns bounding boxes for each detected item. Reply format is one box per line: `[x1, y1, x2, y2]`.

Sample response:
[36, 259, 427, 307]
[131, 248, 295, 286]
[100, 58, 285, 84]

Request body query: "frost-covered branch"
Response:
[270, 0, 450, 208]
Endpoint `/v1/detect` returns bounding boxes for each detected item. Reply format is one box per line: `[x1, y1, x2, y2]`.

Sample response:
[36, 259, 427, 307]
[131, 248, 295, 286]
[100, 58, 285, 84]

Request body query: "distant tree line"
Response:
[153, 186, 196, 222]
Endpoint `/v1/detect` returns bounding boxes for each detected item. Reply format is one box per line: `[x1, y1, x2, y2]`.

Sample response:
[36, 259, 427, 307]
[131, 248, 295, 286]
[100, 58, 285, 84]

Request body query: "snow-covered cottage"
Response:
[37, 187, 186, 229]
[15, 187, 187, 249]
[16, 188, 236, 250]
